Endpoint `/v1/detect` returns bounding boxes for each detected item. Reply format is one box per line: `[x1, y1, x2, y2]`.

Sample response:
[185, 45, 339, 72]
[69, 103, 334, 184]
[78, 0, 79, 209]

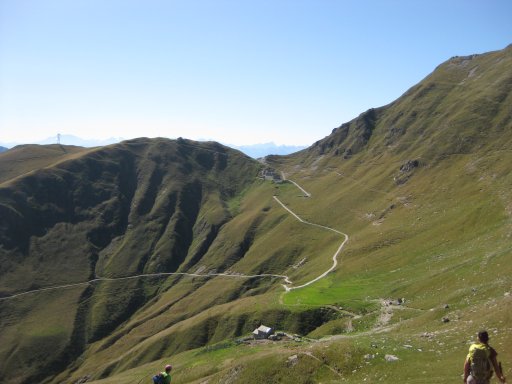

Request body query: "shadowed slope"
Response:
[1, 44, 512, 384]
[0, 138, 262, 383]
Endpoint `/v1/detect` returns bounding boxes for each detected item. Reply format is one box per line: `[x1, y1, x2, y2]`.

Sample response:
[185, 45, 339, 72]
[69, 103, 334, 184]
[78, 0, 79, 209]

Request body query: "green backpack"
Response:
[469, 344, 492, 380]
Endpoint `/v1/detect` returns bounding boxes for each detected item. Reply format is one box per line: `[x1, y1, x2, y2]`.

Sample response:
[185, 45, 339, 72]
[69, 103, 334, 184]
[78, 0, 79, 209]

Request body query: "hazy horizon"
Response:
[1, 1, 511, 146]
[0, 134, 307, 159]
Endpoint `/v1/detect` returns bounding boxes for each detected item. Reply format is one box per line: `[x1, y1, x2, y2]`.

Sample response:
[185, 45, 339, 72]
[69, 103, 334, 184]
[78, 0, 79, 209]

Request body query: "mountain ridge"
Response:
[289, 43, 512, 164]
[0, 137, 307, 158]
[1, 45, 511, 384]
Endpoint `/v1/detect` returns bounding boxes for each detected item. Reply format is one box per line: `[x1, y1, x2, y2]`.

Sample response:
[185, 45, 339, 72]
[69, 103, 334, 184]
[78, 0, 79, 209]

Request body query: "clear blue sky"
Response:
[1, 0, 511, 146]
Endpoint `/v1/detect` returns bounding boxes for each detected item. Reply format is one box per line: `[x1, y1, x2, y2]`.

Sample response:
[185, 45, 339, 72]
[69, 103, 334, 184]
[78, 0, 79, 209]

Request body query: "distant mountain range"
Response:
[230, 142, 306, 158]
[0, 135, 305, 158]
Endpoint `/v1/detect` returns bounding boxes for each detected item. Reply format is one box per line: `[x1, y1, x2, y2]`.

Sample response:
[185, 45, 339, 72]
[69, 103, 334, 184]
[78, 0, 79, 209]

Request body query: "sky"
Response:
[1, 0, 511, 147]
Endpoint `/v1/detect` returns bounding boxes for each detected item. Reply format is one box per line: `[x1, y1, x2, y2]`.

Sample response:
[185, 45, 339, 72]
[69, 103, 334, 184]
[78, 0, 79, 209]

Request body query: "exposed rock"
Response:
[287, 355, 299, 367]
[400, 160, 420, 172]
[394, 159, 421, 185]
[385, 354, 399, 362]
[74, 376, 91, 384]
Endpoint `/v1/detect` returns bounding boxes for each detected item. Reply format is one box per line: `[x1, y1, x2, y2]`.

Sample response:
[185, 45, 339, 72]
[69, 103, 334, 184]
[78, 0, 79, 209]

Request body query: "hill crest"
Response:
[287, 43, 512, 164]
[1, 45, 512, 384]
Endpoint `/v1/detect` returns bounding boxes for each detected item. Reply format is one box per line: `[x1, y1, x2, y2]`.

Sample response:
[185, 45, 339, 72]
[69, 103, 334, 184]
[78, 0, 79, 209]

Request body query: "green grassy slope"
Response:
[0, 144, 89, 184]
[0, 138, 270, 383]
[1, 45, 512, 384]
[0, 137, 352, 383]
[90, 44, 512, 384]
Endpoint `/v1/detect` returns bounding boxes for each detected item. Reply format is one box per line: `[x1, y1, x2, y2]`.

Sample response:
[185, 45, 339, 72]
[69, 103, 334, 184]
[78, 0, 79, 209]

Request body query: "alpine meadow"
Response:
[1, 45, 511, 383]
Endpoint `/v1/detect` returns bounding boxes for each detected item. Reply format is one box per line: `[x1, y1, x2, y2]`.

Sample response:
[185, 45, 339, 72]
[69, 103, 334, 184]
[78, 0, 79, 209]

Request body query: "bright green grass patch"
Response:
[283, 273, 381, 310]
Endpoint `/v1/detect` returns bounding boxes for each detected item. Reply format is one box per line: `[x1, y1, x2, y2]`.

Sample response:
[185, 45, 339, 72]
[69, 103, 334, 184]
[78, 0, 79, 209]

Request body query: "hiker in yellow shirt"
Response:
[463, 330, 505, 384]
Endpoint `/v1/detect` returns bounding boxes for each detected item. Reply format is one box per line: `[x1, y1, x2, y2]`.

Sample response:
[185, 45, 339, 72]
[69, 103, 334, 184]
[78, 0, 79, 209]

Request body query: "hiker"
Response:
[153, 364, 172, 384]
[463, 330, 506, 384]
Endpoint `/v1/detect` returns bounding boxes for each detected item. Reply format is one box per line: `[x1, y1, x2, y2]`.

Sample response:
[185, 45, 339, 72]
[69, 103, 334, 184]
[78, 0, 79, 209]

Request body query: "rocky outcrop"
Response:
[310, 108, 381, 157]
[394, 159, 421, 185]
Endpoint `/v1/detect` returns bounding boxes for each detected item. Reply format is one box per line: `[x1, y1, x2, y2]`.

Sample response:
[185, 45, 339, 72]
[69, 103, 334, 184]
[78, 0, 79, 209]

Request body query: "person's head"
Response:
[477, 330, 489, 343]
[165, 364, 172, 373]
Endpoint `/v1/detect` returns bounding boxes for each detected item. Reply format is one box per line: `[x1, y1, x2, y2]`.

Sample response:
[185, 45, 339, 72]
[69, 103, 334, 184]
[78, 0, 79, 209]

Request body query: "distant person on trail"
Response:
[463, 330, 505, 384]
[152, 364, 172, 384]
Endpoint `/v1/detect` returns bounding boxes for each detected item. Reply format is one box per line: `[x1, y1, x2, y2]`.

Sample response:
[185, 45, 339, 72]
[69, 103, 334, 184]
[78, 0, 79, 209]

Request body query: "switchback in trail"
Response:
[0, 176, 346, 301]
[273, 195, 348, 291]
[277, 171, 349, 291]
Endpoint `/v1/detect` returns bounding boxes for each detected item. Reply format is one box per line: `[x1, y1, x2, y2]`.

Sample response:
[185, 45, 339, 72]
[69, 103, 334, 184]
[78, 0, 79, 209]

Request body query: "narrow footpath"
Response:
[0, 175, 346, 301]
[273, 195, 348, 291]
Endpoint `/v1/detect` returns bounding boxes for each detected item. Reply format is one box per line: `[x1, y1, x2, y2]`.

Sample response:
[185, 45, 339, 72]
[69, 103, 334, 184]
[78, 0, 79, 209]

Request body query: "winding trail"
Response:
[273, 195, 348, 291]
[281, 171, 311, 197]
[0, 175, 346, 301]
[0, 271, 291, 302]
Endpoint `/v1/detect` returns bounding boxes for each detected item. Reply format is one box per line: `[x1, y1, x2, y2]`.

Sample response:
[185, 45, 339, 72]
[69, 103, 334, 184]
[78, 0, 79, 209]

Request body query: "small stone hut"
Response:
[253, 325, 273, 340]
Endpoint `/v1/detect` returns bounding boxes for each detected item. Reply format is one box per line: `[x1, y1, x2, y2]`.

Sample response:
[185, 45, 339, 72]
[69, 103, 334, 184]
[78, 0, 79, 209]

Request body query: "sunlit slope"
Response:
[291, 44, 512, 164]
[1, 44, 512, 384]
[267, 45, 512, 311]
[0, 144, 89, 184]
[73, 45, 511, 383]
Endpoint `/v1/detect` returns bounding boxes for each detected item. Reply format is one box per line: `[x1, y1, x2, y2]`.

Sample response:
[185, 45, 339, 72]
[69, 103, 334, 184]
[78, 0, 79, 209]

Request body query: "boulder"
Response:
[287, 355, 299, 367]
[399, 160, 419, 173]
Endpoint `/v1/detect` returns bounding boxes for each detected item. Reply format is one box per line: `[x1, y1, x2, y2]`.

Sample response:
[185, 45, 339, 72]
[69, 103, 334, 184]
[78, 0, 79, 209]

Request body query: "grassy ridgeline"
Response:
[1, 45, 512, 383]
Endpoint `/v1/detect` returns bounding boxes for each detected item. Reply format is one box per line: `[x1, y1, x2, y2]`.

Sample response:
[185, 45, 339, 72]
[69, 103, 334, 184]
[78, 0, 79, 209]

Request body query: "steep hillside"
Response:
[1, 45, 512, 384]
[260, 45, 512, 381]
[0, 138, 275, 383]
[1, 137, 351, 384]
[82, 45, 511, 382]
[288, 44, 512, 164]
